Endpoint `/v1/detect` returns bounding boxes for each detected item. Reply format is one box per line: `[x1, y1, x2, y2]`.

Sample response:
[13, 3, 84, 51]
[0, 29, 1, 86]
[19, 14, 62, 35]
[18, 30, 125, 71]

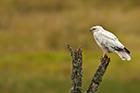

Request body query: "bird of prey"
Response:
[90, 25, 131, 61]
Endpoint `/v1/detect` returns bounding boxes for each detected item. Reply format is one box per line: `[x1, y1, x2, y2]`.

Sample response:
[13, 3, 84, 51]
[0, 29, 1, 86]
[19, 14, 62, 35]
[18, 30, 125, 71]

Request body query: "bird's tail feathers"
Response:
[115, 51, 131, 61]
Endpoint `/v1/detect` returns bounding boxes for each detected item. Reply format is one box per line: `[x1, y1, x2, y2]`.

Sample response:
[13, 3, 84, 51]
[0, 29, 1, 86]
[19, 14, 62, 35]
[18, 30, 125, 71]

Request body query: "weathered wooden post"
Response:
[67, 45, 82, 93]
[67, 45, 110, 93]
[86, 55, 110, 93]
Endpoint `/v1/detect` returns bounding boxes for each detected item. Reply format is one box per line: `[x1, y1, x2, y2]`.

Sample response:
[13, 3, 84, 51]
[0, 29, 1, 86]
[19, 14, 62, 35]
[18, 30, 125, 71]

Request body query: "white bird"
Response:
[90, 25, 131, 61]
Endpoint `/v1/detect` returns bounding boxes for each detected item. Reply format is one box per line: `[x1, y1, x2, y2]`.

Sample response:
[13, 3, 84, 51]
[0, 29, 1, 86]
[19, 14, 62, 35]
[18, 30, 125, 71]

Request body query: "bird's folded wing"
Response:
[95, 31, 124, 48]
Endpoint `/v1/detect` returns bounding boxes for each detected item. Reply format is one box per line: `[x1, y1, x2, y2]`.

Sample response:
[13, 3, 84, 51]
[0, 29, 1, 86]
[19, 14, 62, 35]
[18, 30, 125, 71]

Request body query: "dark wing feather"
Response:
[124, 47, 130, 54]
[112, 46, 130, 54]
[113, 47, 123, 51]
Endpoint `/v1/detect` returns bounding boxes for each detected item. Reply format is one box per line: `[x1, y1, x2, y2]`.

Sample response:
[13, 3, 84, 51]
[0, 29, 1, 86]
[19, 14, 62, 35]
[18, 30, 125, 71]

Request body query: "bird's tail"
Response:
[115, 51, 131, 61]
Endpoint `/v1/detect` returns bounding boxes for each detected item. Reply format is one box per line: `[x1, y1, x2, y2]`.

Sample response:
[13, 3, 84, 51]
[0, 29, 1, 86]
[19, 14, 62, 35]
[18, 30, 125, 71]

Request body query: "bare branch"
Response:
[67, 44, 110, 93]
[86, 55, 110, 93]
[67, 45, 83, 93]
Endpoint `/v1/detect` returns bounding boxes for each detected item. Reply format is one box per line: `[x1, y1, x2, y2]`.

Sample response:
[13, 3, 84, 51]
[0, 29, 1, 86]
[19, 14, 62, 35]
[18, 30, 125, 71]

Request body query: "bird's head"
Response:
[90, 25, 104, 32]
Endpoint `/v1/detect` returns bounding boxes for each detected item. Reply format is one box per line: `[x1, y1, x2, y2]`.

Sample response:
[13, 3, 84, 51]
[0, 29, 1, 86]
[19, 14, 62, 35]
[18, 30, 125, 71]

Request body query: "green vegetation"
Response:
[0, 0, 139, 93]
[0, 52, 140, 93]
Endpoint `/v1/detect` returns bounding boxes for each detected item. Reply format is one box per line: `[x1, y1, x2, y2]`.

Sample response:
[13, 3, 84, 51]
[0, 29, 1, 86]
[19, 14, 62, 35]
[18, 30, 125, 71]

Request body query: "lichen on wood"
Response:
[67, 45, 82, 93]
[67, 45, 110, 93]
[86, 55, 110, 93]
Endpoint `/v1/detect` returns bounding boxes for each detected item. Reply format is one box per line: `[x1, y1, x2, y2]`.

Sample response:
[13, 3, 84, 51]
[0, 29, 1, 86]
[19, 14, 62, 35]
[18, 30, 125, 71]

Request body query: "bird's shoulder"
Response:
[94, 30, 118, 40]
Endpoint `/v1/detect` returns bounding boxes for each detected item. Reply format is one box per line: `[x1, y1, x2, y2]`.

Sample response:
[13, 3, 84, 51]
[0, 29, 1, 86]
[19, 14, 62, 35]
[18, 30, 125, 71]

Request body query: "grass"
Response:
[0, 0, 140, 51]
[0, 51, 139, 93]
[0, 0, 139, 92]
[0, 52, 70, 93]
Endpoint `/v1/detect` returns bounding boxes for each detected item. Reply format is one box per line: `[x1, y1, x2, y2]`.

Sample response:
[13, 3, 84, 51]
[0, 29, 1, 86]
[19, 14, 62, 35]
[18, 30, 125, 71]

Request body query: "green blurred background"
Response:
[0, 0, 140, 93]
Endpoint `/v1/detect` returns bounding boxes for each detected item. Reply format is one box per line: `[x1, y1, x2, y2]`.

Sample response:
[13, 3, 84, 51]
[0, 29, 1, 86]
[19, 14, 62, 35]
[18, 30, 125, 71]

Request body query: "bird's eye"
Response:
[92, 28, 96, 30]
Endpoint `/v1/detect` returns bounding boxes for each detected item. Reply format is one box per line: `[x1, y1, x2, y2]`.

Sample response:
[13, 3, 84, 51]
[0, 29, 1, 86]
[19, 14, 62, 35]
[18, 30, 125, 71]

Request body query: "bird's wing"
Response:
[94, 30, 124, 49]
[101, 30, 118, 40]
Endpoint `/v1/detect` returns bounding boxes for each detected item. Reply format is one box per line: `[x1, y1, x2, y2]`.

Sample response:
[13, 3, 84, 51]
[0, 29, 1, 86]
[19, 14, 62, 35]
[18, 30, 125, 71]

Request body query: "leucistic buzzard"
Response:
[90, 26, 131, 61]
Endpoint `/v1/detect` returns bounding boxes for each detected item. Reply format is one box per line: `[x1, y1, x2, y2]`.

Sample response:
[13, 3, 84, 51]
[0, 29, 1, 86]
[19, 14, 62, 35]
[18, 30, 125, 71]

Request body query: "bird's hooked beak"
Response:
[89, 28, 93, 32]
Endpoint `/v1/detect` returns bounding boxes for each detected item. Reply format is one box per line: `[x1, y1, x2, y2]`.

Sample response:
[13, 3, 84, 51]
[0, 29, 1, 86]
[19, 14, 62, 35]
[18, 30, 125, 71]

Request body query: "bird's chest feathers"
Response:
[94, 32, 104, 45]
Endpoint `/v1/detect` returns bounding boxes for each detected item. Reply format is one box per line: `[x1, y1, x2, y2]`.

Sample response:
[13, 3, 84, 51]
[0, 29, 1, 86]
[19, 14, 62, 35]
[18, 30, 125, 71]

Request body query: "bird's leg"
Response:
[100, 52, 108, 62]
[103, 52, 108, 58]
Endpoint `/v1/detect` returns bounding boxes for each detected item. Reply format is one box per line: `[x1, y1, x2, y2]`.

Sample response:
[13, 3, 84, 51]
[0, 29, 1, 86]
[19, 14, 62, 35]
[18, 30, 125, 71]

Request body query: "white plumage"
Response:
[90, 26, 131, 61]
